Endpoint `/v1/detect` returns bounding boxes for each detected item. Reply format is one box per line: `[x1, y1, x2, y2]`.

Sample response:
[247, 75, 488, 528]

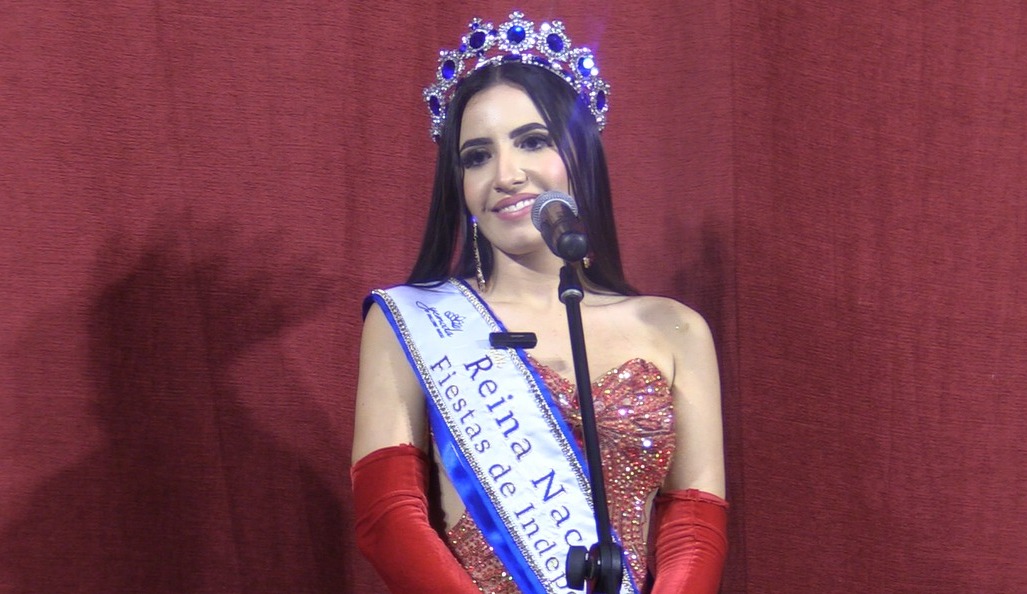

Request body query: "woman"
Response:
[351, 12, 727, 594]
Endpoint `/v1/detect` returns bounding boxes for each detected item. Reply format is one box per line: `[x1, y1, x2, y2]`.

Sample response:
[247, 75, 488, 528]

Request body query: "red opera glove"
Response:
[351, 444, 480, 593]
[649, 489, 729, 594]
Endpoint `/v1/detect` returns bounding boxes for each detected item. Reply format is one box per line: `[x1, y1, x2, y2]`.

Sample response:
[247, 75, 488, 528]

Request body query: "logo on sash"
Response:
[415, 300, 466, 337]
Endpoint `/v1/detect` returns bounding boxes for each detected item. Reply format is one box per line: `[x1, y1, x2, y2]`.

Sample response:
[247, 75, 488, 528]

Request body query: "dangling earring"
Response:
[582, 255, 592, 269]
[472, 217, 486, 291]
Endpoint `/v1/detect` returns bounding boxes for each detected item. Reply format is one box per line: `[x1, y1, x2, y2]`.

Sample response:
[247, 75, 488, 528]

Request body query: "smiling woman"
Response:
[350, 11, 728, 594]
[410, 52, 633, 297]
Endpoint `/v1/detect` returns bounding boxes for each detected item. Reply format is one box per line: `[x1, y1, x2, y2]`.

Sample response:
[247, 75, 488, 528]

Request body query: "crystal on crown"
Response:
[423, 11, 610, 141]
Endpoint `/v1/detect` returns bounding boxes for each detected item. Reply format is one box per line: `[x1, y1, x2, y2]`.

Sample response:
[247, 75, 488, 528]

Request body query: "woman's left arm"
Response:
[662, 303, 725, 496]
[649, 301, 729, 594]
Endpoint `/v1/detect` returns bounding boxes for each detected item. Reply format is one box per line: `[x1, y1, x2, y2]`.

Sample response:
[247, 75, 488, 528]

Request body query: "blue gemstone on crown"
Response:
[469, 31, 487, 49]
[508, 25, 526, 43]
[577, 56, 596, 76]
[429, 95, 441, 115]
[441, 60, 456, 79]
[546, 33, 564, 52]
[596, 90, 606, 110]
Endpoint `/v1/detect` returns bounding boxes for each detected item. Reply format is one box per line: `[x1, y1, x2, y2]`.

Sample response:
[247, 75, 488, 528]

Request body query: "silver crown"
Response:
[423, 11, 610, 141]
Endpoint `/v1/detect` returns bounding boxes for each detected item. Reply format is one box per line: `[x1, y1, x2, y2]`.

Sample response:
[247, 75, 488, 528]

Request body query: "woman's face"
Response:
[458, 82, 570, 257]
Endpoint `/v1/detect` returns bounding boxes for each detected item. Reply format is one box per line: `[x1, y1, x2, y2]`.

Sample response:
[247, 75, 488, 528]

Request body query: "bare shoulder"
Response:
[360, 301, 403, 352]
[584, 293, 715, 383]
[357, 302, 418, 375]
[622, 295, 714, 347]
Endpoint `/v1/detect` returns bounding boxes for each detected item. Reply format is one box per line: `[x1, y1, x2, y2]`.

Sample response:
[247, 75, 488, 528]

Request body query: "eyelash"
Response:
[519, 133, 552, 152]
[460, 133, 554, 170]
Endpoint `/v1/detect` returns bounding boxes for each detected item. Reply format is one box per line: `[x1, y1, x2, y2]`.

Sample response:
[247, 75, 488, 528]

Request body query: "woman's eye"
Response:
[460, 149, 490, 169]
[519, 134, 552, 151]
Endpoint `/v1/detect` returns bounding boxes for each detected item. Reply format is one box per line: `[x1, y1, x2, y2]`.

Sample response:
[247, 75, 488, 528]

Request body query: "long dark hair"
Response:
[407, 61, 636, 296]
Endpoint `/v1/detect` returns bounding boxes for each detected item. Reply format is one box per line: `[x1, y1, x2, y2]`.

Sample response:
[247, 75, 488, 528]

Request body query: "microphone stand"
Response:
[559, 264, 623, 593]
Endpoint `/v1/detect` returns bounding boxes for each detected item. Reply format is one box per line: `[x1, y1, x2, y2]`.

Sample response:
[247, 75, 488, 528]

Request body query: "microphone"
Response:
[530, 191, 589, 261]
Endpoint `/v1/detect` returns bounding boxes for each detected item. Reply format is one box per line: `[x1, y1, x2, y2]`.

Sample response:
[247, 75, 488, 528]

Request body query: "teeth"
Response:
[498, 198, 534, 213]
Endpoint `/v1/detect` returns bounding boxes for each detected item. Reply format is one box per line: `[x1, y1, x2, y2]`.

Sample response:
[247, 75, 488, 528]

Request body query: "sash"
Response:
[368, 279, 638, 594]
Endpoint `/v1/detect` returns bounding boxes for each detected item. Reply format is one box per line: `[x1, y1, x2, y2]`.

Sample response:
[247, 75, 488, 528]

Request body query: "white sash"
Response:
[368, 279, 637, 594]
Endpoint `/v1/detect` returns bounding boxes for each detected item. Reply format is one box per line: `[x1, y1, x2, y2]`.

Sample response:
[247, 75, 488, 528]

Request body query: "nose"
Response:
[493, 145, 526, 192]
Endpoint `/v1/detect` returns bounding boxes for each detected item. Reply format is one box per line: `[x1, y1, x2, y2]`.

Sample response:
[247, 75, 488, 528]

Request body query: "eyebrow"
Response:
[459, 122, 549, 153]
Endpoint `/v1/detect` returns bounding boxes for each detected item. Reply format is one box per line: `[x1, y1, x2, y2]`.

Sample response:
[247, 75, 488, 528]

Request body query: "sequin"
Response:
[445, 357, 675, 591]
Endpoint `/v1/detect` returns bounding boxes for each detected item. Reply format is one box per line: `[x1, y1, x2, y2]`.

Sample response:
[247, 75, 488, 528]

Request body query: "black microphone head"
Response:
[530, 190, 578, 231]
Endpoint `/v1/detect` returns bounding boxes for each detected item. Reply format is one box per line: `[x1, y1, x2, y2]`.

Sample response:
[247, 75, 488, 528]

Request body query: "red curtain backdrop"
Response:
[2, 1, 1024, 592]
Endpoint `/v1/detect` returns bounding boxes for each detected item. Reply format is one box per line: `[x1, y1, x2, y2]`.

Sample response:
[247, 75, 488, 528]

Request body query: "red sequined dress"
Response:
[444, 356, 676, 593]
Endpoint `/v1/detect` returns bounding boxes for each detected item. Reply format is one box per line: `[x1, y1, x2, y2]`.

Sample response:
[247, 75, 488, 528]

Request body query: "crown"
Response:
[423, 11, 610, 141]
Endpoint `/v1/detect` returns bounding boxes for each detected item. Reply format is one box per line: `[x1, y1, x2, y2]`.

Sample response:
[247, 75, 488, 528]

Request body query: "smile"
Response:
[495, 197, 535, 213]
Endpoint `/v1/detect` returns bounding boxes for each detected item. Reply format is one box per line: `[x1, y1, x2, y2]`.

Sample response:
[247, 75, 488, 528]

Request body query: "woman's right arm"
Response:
[350, 303, 481, 593]
[352, 303, 428, 462]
